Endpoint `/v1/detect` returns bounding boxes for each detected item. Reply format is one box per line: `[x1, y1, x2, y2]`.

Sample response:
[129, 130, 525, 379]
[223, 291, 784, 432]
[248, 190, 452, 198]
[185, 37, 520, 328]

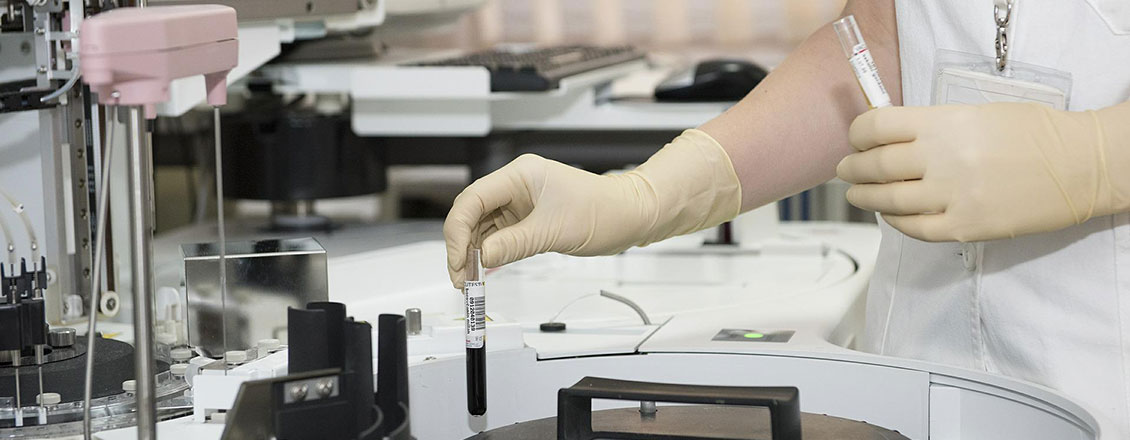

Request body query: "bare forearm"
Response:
[699, 0, 901, 211]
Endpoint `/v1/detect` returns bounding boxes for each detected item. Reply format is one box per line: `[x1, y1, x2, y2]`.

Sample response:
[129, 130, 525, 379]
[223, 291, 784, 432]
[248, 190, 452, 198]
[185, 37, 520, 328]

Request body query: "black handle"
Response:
[557, 376, 801, 440]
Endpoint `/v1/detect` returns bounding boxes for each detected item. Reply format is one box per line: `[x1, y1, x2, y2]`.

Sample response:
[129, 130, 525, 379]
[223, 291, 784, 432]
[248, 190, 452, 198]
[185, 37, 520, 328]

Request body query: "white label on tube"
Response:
[464, 281, 486, 349]
[848, 45, 891, 108]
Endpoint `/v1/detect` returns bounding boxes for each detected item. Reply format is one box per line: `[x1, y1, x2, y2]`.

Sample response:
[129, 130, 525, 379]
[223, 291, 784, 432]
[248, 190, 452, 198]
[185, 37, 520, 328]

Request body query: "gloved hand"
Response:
[444, 129, 742, 288]
[837, 101, 1130, 242]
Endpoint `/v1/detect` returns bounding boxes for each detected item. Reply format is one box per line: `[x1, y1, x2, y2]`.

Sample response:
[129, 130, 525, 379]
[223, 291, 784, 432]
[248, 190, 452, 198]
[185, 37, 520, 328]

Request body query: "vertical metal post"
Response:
[35, 344, 44, 423]
[213, 107, 229, 375]
[126, 106, 156, 440]
[11, 351, 21, 427]
[34, 7, 94, 325]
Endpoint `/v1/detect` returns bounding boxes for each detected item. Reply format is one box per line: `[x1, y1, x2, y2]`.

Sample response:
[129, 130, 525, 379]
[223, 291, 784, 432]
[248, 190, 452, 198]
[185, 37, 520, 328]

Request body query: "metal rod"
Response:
[33, 261, 45, 423]
[35, 345, 43, 422]
[126, 106, 156, 440]
[83, 104, 115, 439]
[12, 350, 21, 427]
[213, 107, 229, 375]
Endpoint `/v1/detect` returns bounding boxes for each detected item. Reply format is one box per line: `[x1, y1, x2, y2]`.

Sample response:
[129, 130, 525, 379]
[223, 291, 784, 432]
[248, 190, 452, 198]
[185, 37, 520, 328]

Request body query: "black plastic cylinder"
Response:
[0, 304, 21, 351]
[286, 307, 329, 374]
[345, 320, 375, 432]
[307, 302, 347, 369]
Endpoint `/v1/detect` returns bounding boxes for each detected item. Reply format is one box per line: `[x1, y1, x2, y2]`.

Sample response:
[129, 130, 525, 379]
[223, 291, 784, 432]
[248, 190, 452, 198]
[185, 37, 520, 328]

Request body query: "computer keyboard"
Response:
[411, 45, 645, 92]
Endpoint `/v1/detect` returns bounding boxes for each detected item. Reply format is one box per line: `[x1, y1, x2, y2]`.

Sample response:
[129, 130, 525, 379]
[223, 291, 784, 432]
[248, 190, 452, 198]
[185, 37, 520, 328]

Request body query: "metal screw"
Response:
[640, 401, 657, 417]
[76, 148, 83, 159]
[37, 66, 47, 73]
[290, 384, 308, 401]
[405, 308, 422, 335]
[79, 209, 87, 219]
[82, 268, 90, 279]
[74, 119, 81, 128]
[316, 379, 334, 397]
[34, 28, 44, 35]
[81, 238, 89, 249]
[20, 41, 30, 54]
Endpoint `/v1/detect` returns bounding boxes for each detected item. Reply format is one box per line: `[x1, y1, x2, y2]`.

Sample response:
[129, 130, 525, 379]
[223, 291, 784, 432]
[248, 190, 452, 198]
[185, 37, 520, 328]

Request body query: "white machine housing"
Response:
[100, 210, 1115, 439]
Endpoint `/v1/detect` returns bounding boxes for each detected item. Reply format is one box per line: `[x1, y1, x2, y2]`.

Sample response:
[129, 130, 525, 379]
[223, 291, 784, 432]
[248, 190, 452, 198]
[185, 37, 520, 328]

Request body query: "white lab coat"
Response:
[866, 0, 1130, 436]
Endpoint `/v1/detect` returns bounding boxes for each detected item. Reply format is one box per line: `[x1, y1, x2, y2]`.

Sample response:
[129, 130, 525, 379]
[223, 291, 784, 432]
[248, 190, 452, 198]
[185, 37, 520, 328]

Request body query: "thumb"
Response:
[448, 264, 466, 290]
[481, 215, 552, 269]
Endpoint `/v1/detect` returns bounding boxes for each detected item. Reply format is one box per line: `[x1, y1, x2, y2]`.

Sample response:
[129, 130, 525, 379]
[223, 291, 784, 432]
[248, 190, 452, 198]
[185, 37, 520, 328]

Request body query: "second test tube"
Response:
[834, 15, 892, 109]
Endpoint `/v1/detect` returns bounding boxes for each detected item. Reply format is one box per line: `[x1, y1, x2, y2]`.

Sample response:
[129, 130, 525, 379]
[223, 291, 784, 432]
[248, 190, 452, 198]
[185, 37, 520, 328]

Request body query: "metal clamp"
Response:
[994, 0, 1015, 72]
[558, 377, 802, 440]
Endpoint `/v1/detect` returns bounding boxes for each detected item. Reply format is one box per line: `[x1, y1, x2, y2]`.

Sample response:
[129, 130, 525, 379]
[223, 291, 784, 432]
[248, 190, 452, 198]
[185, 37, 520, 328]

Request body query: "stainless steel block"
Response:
[182, 237, 328, 357]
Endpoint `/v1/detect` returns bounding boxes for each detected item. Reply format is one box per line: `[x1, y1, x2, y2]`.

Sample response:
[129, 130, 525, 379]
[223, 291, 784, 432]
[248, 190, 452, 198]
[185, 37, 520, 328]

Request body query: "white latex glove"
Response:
[837, 101, 1130, 242]
[444, 129, 742, 288]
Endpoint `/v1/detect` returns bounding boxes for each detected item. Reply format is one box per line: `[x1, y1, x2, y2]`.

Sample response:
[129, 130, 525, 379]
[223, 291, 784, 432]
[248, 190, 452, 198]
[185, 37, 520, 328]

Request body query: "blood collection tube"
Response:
[464, 248, 487, 416]
[834, 15, 892, 109]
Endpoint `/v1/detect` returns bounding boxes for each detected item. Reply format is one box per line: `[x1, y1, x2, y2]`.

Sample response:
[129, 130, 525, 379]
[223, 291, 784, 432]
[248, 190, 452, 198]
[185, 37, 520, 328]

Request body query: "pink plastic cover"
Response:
[80, 5, 238, 117]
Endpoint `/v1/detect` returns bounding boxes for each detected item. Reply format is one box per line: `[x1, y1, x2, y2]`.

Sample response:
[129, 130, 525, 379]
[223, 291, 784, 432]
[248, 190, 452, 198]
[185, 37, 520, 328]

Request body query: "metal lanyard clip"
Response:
[994, 0, 1015, 72]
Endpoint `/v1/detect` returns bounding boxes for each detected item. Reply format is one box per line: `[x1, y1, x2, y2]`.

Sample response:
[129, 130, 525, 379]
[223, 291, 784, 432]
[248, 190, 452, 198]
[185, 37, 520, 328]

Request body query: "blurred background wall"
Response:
[156, 0, 853, 231]
[388, 0, 847, 55]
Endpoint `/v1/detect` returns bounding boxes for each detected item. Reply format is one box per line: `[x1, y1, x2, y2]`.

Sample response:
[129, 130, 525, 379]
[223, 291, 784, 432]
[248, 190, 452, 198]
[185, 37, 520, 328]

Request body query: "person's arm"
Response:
[443, 1, 900, 288]
[701, 0, 901, 211]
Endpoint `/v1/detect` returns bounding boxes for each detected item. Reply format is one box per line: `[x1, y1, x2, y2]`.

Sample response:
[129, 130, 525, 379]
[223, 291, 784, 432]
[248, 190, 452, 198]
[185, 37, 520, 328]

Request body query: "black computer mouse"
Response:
[654, 59, 768, 102]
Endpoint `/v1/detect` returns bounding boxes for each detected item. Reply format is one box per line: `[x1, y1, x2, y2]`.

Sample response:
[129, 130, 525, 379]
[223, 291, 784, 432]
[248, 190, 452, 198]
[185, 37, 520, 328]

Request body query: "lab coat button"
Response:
[961, 243, 977, 271]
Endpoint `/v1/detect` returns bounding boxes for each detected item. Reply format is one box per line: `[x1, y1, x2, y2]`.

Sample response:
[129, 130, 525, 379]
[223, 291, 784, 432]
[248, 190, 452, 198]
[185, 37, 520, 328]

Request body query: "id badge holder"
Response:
[931, 49, 1072, 108]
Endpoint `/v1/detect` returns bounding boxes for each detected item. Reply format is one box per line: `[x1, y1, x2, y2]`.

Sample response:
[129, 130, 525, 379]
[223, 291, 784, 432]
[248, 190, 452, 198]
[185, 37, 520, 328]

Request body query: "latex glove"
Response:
[837, 101, 1130, 242]
[444, 129, 741, 288]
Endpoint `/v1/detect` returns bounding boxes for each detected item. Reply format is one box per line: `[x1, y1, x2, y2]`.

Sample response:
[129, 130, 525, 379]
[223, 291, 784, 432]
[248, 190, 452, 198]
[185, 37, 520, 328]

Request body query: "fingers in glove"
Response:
[443, 172, 524, 287]
[849, 107, 922, 152]
[481, 214, 553, 269]
[837, 141, 927, 184]
[448, 265, 466, 291]
[443, 219, 501, 289]
[846, 181, 947, 216]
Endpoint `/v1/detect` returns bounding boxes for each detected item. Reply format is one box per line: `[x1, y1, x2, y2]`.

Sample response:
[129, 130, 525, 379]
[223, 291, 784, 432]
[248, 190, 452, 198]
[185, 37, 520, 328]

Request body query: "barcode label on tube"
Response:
[465, 281, 486, 349]
[849, 48, 891, 108]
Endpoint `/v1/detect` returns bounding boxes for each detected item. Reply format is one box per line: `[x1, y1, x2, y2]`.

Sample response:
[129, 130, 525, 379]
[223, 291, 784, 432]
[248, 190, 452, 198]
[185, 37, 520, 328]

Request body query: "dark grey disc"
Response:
[0, 336, 167, 406]
[469, 405, 909, 440]
[539, 322, 566, 332]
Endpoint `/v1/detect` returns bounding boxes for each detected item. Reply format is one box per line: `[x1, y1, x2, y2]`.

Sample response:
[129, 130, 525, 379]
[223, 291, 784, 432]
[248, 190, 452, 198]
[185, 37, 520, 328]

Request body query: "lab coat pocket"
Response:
[1085, 0, 1130, 35]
